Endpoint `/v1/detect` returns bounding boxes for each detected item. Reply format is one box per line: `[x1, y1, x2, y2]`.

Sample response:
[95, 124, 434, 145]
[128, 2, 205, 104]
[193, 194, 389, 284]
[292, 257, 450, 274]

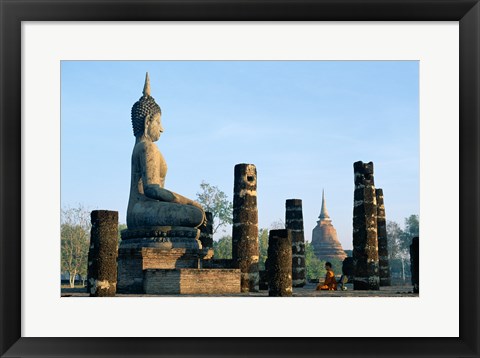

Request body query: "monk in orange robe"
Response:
[316, 262, 337, 291]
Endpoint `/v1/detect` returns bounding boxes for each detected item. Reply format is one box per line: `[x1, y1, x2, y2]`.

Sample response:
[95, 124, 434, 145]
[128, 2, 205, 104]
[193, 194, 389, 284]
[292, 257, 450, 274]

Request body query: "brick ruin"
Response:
[352, 161, 380, 290]
[267, 229, 292, 297]
[376, 188, 391, 286]
[232, 163, 259, 292]
[144, 269, 241, 295]
[116, 228, 205, 294]
[342, 257, 354, 278]
[285, 199, 306, 287]
[87, 210, 119, 297]
[117, 227, 240, 294]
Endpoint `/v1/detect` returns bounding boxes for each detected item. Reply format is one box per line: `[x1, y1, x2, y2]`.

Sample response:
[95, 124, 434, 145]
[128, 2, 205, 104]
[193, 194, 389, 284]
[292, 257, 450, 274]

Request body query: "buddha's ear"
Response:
[144, 114, 153, 127]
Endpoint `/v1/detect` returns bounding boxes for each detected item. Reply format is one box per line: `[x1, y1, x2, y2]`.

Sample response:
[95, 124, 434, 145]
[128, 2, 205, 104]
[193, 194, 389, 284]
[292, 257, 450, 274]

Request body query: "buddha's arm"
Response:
[143, 184, 175, 202]
[169, 191, 204, 209]
[141, 142, 176, 202]
[144, 184, 202, 209]
[141, 143, 204, 210]
[160, 188, 206, 226]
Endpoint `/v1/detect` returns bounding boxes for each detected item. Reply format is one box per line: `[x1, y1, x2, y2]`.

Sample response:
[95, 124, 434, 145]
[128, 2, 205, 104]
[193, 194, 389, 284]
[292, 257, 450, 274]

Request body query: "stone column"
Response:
[267, 229, 292, 297]
[376, 188, 391, 286]
[352, 161, 380, 290]
[232, 163, 259, 292]
[199, 211, 214, 249]
[285, 199, 306, 287]
[410, 236, 419, 293]
[87, 210, 119, 297]
[342, 257, 354, 278]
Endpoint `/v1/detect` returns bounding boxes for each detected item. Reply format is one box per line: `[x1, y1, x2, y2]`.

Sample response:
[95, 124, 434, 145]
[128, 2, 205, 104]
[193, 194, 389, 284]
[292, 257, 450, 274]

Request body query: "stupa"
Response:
[311, 190, 347, 262]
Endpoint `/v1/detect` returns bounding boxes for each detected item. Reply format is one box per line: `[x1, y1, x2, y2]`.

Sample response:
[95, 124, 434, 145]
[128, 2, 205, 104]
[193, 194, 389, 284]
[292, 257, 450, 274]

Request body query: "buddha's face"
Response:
[146, 112, 163, 142]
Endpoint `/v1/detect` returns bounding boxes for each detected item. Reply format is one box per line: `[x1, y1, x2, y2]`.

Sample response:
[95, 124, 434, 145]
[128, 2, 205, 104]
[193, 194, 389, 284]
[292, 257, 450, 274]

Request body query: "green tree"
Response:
[259, 221, 288, 271]
[387, 215, 419, 284]
[305, 242, 326, 281]
[118, 223, 128, 244]
[196, 181, 233, 234]
[61, 206, 91, 287]
[213, 235, 232, 259]
[387, 215, 419, 259]
[402, 214, 419, 248]
[75, 235, 89, 287]
[269, 219, 285, 230]
[387, 220, 405, 261]
[258, 228, 269, 270]
[387, 220, 409, 283]
[329, 258, 343, 277]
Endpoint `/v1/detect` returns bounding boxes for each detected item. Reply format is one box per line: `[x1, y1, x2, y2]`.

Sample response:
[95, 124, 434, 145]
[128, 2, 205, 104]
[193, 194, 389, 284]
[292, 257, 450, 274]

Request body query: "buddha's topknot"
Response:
[131, 72, 161, 137]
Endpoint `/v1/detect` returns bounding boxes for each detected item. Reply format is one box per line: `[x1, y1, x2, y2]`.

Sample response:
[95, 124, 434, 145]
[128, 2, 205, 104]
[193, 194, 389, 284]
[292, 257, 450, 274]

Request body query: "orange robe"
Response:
[316, 270, 337, 291]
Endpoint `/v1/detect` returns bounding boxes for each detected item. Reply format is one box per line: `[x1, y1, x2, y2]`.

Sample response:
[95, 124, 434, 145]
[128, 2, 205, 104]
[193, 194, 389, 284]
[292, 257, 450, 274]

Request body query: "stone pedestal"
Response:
[87, 210, 119, 297]
[232, 163, 259, 292]
[352, 161, 380, 290]
[267, 229, 292, 297]
[285, 199, 306, 287]
[376, 188, 391, 286]
[117, 226, 202, 294]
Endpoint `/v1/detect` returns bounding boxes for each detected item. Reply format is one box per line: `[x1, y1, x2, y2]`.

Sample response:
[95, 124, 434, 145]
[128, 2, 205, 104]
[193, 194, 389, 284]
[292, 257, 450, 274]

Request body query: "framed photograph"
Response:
[1, 0, 479, 357]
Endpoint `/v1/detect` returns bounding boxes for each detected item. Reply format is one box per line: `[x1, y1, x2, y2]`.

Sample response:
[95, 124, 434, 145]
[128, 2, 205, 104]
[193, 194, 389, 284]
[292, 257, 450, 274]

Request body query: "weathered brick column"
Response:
[87, 210, 119, 297]
[267, 229, 292, 297]
[232, 163, 259, 292]
[352, 161, 380, 290]
[199, 211, 214, 249]
[285, 199, 306, 287]
[376, 188, 391, 286]
[410, 236, 419, 293]
[342, 257, 354, 278]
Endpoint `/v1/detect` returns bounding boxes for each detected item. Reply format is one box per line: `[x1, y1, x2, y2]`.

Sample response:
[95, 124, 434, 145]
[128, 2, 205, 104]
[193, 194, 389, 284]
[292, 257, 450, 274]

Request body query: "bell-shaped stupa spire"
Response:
[143, 72, 151, 97]
[311, 189, 347, 262]
[318, 189, 330, 221]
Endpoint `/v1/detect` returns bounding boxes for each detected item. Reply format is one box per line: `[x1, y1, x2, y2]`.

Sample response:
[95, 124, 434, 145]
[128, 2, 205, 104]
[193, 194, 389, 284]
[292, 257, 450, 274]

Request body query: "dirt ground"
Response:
[61, 282, 418, 297]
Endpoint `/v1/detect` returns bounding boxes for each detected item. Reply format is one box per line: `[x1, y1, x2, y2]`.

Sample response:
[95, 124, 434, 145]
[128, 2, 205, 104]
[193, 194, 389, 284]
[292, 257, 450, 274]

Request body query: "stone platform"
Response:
[117, 227, 205, 294]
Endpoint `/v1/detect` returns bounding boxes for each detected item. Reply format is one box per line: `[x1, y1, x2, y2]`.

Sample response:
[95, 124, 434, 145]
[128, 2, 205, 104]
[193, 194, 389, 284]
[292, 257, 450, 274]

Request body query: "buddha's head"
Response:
[131, 73, 162, 141]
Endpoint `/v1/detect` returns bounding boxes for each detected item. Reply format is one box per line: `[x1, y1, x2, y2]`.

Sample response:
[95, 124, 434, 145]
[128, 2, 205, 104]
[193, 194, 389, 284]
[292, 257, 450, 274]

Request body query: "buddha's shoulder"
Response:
[133, 141, 160, 154]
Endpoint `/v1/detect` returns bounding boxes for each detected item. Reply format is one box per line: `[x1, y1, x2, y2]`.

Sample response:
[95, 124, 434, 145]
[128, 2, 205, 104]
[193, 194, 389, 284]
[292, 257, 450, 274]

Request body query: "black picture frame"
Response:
[1, 1, 479, 357]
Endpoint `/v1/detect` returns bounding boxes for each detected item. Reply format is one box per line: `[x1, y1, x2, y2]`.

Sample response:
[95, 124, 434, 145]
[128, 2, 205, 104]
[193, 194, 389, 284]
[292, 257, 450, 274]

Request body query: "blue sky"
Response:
[61, 61, 419, 249]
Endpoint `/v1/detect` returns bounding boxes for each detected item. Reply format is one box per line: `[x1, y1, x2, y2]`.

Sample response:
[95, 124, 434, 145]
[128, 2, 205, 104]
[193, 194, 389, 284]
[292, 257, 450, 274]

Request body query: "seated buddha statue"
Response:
[126, 73, 205, 230]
